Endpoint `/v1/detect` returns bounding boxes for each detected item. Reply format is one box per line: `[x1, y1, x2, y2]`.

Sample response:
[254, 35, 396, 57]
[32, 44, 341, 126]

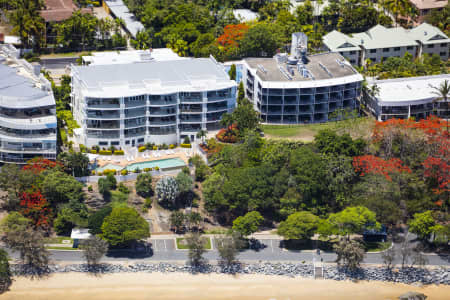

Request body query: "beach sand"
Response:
[1, 272, 449, 300]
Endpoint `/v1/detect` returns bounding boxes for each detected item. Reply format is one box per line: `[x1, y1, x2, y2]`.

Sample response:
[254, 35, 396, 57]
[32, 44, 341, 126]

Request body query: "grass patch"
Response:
[203, 228, 228, 235]
[44, 236, 74, 244]
[110, 190, 129, 208]
[363, 241, 392, 252]
[176, 237, 212, 250]
[40, 51, 91, 58]
[261, 117, 372, 141]
[46, 246, 80, 251]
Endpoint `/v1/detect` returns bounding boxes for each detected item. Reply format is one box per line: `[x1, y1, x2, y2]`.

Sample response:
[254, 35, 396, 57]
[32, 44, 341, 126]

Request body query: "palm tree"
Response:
[432, 79, 450, 132]
[220, 113, 234, 132]
[196, 129, 208, 145]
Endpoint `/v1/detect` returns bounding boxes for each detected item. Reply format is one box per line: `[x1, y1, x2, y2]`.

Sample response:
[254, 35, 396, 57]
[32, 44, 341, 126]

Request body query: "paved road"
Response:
[7, 237, 448, 266]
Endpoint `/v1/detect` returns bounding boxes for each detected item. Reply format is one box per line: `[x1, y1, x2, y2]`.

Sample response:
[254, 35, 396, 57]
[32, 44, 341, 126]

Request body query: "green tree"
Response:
[277, 211, 320, 240]
[232, 98, 260, 134]
[408, 211, 436, 241]
[1, 212, 30, 233]
[327, 206, 379, 237]
[53, 10, 98, 50]
[7, 0, 45, 49]
[170, 211, 186, 232]
[100, 207, 150, 247]
[131, 30, 152, 49]
[196, 129, 208, 144]
[431, 79, 449, 132]
[186, 232, 206, 266]
[216, 231, 245, 266]
[228, 64, 236, 80]
[232, 211, 264, 237]
[88, 206, 112, 235]
[334, 238, 365, 270]
[57, 152, 89, 177]
[0, 249, 12, 294]
[53, 200, 89, 235]
[175, 172, 193, 194]
[135, 173, 153, 198]
[314, 129, 365, 157]
[237, 81, 245, 104]
[81, 236, 109, 268]
[40, 170, 84, 205]
[240, 23, 280, 57]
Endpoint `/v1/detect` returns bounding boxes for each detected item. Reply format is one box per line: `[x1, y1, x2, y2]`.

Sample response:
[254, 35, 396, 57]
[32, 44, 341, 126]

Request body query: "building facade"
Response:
[364, 74, 450, 121]
[408, 0, 448, 24]
[323, 23, 449, 65]
[242, 33, 363, 124]
[71, 56, 236, 148]
[0, 44, 57, 164]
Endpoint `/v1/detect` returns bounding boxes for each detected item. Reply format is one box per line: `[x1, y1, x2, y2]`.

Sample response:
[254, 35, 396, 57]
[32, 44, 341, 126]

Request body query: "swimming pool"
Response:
[125, 158, 186, 172]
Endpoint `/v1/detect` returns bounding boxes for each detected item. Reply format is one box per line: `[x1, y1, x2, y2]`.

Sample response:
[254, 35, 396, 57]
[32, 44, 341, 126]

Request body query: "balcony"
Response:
[86, 132, 120, 139]
[179, 116, 202, 123]
[0, 127, 56, 139]
[149, 107, 177, 116]
[148, 117, 176, 126]
[149, 95, 177, 106]
[314, 104, 327, 113]
[86, 120, 120, 130]
[124, 100, 146, 108]
[180, 93, 203, 103]
[125, 109, 146, 118]
[284, 89, 299, 96]
[124, 128, 146, 138]
[148, 126, 177, 135]
[124, 119, 146, 129]
[0, 107, 54, 119]
[284, 96, 298, 105]
[207, 89, 232, 101]
[207, 103, 227, 112]
[207, 112, 224, 122]
[86, 111, 120, 119]
[315, 95, 330, 103]
[180, 125, 201, 132]
[86, 99, 120, 109]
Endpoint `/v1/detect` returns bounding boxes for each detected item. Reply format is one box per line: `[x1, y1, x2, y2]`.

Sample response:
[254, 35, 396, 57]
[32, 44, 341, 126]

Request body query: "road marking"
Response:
[164, 239, 167, 251]
[153, 240, 158, 251]
[270, 239, 274, 253]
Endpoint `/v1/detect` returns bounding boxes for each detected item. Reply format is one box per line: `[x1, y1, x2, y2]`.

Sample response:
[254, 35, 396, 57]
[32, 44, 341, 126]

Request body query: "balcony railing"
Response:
[86, 133, 120, 139]
[124, 101, 146, 108]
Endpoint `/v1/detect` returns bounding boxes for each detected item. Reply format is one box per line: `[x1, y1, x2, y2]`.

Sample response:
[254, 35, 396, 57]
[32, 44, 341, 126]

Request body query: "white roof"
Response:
[370, 74, 450, 106]
[408, 23, 450, 45]
[104, 0, 144, 37]
[232, 9, 259, 22]
[82, 49, 185, 65]
[4, 36, 21, 45]
[323, 30, 361, 52]
[70, 228, 92, 240]
[352, 25, 418, 49]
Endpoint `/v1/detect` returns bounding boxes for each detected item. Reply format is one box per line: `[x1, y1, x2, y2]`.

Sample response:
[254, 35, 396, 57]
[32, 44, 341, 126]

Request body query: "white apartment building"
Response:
[71, 55, 236, 148]
[364, 74, 450, 121]
[242, 33, 364, 124]
[0, 44, 57, 164]
[323, 23, 450, 65]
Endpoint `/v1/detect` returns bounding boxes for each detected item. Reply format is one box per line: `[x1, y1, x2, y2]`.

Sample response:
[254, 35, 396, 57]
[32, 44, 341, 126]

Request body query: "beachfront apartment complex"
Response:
[364, 74, 450, 121]
[242, 33, 363, 124]
[0, 44, 57, 164]
[71, 55, 236, 148]
[323, 23, 450, 66]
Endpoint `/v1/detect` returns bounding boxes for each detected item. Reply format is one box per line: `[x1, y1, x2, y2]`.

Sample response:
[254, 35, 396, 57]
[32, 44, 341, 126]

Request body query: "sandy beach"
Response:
[1, 272, 448, 300]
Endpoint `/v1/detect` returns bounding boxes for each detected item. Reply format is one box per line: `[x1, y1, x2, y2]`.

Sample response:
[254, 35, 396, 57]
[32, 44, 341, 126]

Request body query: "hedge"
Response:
[169, 144, 175, 149]
[114, 150, 124, 155]
[120, 169, 128, 176]
[90, 149, 97, 154]
[138, 146, 147, 152]
[102, 169, 116, 176]
[143, 168, 152, 172]
[180, 143, 192, 148]
[99, 150, 112, 155]
[153, 146, 158, 150]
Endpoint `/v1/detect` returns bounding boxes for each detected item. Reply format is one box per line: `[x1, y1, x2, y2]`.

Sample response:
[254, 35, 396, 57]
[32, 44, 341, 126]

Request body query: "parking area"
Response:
[150, 239, 175, 252]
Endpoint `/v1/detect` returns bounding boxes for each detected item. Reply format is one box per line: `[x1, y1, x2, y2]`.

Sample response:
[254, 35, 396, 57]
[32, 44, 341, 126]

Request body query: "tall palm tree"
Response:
[432, 79, 450, 132]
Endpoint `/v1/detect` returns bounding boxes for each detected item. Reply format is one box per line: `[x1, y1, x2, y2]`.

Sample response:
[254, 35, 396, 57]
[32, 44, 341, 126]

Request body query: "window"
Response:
[370, 49, 377, 53]
[441, 43, 448, 47]
[382, 57, 389, 61]
[350, 59, 356, 64]
[125, 140, 130, 145]
[427, 44, 434, 49]
[407, 46, 414, 50]
[371, 58, 377, 63]
[394, 47, 400, 51]
[440, 52, 447, 57]
[137, 138, 144, 143]
[349, 51, 356, 55]
[111, 141, 120, 146]
[382, 48, 390, 52]
[99, 141, 108, 146]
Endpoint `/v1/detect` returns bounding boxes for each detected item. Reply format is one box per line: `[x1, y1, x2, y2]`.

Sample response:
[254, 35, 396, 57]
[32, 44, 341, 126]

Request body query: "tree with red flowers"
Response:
[19, 190, 52, 230]
[22, 157, 62, 174]
[353, 155, 411, 181]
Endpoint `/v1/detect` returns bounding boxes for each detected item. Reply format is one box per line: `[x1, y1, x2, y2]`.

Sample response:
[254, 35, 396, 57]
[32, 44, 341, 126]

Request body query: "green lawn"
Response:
[46, 246, 81, 251]
[44, 236, 74, 244]
[176, 237, 212, 250]
[363, 241, 392, 252]
[110, 190, 129, 208]
[261, 117, 372, 141]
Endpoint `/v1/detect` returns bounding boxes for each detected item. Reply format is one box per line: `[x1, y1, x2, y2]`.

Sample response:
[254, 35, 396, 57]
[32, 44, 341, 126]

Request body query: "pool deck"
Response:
[93, 148, 194, 169]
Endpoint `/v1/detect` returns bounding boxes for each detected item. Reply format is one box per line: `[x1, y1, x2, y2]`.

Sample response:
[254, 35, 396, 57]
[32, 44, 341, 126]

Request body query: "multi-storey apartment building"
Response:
[71, 56, 236, 148]
[242, 33, 363, 124]
[409, 0, 448, 24]
[0, 44, 57, 164]
[364, 74, 450, 121]
[323, 23, 450, 65]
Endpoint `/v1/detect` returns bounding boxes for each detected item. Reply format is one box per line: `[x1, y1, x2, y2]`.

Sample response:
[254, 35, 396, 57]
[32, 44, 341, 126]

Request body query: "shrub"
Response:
[133, 168, 141, 173]
[118, 183, 130, 194]
[79, 144, 86, 153]
[156, 176, 179, 207]
[99, 150, 112, 155]
[138, 146, 146, 152]
[181, 143, 192, 148]
[153, 146, 158, 150]
[135, 173, 153, 197]
[169, 144, 175, 149]
[91, 149, 97, 154]
[88, 185, 93, 192]
[114, 150, 124, 155]
[143, 197, 152, 209]
[91, 170, 96, 175]
[120, 169, 128, 176]
[155, 166, 160, 171]
[143, 168, 152, 172]
[145, 143, 153, 150]
[97, 171, 103, 176]
[183, 136, 191, 144]
[216, 126, 239, 143]
[60, 129, 68, 145]
[102, 169, 116, 176]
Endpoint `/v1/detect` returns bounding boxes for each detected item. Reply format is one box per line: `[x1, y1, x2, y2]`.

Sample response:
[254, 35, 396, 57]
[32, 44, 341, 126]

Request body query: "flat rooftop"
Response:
[370, 74, 450, 105]
[73, 57, 234, 91]
[245, 52, 357, 82]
